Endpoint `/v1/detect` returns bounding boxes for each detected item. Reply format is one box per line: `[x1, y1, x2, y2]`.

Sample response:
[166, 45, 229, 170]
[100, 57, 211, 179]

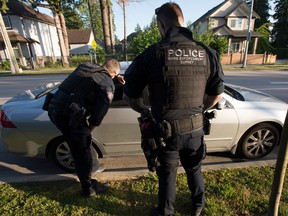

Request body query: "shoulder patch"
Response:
[107, 91, 114, 102]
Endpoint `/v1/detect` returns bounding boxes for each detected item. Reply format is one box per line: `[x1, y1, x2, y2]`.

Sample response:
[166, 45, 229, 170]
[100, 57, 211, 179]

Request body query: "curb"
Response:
[0, 159, 276, 184]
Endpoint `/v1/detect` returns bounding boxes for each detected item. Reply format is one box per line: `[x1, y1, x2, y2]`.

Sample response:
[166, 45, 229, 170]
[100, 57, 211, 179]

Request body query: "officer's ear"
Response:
[157, 18, 165, 37]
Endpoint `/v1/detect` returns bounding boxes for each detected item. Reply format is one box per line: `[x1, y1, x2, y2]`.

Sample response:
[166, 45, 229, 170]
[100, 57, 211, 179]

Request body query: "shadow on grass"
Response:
[5, 174, 200, 215]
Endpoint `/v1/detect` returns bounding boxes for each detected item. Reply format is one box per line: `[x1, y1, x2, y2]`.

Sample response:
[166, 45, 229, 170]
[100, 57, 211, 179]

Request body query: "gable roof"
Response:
[67, 29, 104, 47]
[4, 0, 55, 25]
[192, 0, 260, 25]
[67, 29, 92, 44]
[213, 25, 262, 37]
[0, 30, 28, 43]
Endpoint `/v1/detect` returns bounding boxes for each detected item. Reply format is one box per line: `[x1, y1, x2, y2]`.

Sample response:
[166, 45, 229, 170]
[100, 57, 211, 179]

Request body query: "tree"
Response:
[0, 0, 21, 74]
[191, 24, 228, 56]
[255, 23, 273, 53]
[100, 0, 112, 53]
[245, 0, 271, 28]
[128, 17, 160, 55]
[62, 5, 84, 29]
[272, 0, 288, 48]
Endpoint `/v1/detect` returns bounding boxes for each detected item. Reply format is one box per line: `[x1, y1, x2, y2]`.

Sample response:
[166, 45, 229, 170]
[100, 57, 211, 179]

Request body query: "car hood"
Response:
[226, 83, 287, 104]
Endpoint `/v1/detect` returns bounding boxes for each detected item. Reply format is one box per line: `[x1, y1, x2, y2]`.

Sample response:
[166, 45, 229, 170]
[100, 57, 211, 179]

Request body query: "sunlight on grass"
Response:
[1, 166, 288, 215]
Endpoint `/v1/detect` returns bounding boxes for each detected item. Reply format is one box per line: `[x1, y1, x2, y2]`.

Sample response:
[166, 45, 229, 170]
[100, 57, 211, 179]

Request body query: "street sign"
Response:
[91, 39, 97, 49]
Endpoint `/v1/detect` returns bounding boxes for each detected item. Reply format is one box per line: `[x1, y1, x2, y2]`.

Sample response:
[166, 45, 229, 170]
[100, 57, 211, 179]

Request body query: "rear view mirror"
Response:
[217, 98, 226, 110]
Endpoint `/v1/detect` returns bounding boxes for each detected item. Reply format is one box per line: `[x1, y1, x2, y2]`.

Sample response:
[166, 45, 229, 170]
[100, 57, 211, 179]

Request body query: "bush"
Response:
[0, 60, 10, 70]
[44, 60, 63, 69]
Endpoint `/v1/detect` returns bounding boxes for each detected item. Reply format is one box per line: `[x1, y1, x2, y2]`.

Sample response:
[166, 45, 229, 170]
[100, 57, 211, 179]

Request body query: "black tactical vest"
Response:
[158, 39, 210, 109]
[59, 63, 114, 105]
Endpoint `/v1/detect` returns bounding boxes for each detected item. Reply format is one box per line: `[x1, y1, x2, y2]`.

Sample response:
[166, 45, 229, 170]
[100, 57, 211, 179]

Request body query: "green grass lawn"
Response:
[1, 166, 287, 216]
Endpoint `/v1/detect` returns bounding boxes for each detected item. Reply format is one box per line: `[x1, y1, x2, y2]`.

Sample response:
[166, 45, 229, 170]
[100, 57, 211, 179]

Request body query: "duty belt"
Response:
[169, 114, 203, 134]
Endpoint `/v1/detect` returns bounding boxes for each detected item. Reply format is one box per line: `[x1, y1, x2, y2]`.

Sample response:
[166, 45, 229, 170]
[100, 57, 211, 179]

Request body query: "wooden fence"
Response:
[221, 52, 277, 65]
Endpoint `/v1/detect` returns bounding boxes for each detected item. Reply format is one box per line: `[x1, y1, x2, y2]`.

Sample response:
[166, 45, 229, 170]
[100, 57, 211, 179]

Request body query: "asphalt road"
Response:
[0, 70, 287, 183]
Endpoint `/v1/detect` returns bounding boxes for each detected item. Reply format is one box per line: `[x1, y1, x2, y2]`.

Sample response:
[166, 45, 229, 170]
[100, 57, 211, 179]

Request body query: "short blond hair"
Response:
[103, 58, 120, 75]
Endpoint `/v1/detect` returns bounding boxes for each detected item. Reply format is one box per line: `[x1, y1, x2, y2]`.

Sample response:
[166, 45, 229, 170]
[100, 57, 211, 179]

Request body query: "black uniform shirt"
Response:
[124, 27, 224, 120]
[58, 63, 115, 126]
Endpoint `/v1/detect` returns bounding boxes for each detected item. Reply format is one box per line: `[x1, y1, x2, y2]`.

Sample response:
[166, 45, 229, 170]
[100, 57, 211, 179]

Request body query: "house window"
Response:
[230, 42, 241, 53]
[3, 16, 12, 29]
[12, 44, 20, 58]
[229, 18, 243, 30]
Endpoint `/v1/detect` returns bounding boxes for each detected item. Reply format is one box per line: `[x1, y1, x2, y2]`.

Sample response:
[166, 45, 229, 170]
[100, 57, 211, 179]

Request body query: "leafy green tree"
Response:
[255, 22, 273, 53]
[62, 4, 84, 29]
[191, 24, 228, 56]
[272, 0, 288, 48]
[128, 17, 160, 55]
[245, 0, 271, 28]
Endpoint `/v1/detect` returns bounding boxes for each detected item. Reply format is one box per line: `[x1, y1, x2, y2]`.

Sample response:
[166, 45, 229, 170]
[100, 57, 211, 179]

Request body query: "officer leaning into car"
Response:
[47, 58, 124, 198]
[123, 2, 224, 216]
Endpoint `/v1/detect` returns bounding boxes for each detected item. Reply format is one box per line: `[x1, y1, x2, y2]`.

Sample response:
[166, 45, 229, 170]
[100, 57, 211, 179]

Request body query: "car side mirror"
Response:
[217, 98, 226, 110]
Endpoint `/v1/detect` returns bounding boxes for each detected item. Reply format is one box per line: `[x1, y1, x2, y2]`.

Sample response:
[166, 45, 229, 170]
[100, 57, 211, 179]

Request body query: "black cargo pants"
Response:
[48, 96, 93, 190]
[156, 129, 206, 216]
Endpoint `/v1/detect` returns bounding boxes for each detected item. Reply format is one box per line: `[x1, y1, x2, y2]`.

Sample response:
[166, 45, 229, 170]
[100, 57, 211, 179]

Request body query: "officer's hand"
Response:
[117, 75, 125, 85]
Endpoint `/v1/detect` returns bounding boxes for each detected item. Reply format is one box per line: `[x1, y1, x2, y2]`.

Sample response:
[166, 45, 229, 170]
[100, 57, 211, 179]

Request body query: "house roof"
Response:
[67, 29, 92, 44]
[0, 31, 31, 43]
[67, 29, 104, 47]
[192, 0, 260, 25]
[213, 25, 263, 38]
[4, 0, 55, 25]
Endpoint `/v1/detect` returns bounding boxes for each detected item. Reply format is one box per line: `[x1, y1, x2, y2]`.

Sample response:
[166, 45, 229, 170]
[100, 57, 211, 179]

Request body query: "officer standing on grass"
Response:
[123, 2, 224, 216]
[47, 59, 124, 197]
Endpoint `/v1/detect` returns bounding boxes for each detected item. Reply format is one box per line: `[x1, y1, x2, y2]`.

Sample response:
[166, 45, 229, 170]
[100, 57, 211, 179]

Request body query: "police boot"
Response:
[91, 179, 109, 194]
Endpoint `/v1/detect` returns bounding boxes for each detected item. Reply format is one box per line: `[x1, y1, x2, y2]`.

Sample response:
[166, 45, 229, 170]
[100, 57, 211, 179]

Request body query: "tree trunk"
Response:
[59, 13, 69, 57]
[0, 12, 20, 74]
[54, 13, 69, 68]
[268, 110, 288, 216]
[100, 0, 111, 53]
[122, 0, 127, 60]
[107, 0, 115, 53]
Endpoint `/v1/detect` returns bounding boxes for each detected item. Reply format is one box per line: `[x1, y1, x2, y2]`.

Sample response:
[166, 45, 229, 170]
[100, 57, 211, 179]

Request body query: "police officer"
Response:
[123, 2, 224, 216]
[48, 59, 123, 197]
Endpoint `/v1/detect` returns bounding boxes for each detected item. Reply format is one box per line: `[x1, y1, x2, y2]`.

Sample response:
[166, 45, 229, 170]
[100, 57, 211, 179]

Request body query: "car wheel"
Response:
[238, 123, 280, 159]
[50, 137, 100, 173]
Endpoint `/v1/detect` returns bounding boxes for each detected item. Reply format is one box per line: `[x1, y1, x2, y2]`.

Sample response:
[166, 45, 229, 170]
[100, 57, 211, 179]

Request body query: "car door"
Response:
[204, 95, 239, 153]
[92, 81, 145, 156]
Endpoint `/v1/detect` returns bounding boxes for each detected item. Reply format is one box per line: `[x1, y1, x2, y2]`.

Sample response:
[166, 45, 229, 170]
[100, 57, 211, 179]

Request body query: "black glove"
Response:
[138, 112, 156, 139]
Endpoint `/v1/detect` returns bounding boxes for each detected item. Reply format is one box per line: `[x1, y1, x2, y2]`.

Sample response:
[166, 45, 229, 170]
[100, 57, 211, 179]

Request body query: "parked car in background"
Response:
[1, 64, 287, 172]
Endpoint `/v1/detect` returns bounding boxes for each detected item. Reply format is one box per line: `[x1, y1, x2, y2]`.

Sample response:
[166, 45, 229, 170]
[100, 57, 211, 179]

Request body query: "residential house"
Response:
[0, 0, 61, 68]
[192, 0, 275, 64]
[67, 29, 103, 55]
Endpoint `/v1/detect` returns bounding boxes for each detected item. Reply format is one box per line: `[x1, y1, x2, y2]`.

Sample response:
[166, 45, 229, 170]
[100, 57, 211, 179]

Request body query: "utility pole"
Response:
[242, 0, 254, 68]
[117, 0, 144, 60]
[0, 12, 20, 74]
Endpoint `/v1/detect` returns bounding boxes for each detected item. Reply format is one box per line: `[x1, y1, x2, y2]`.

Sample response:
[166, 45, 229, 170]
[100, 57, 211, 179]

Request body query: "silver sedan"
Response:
[0, 80, 287, 172]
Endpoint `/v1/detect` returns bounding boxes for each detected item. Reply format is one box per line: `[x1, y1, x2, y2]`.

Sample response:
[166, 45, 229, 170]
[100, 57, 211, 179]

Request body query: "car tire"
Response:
[238, 123, 280, 159]
[50, 136, 100, 173]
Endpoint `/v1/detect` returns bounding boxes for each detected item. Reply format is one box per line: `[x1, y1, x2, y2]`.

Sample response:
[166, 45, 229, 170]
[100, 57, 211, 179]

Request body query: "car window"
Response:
[111, 79, 150, 107]
[35, 82, 61, 99]
[224, 85, 244, 101]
